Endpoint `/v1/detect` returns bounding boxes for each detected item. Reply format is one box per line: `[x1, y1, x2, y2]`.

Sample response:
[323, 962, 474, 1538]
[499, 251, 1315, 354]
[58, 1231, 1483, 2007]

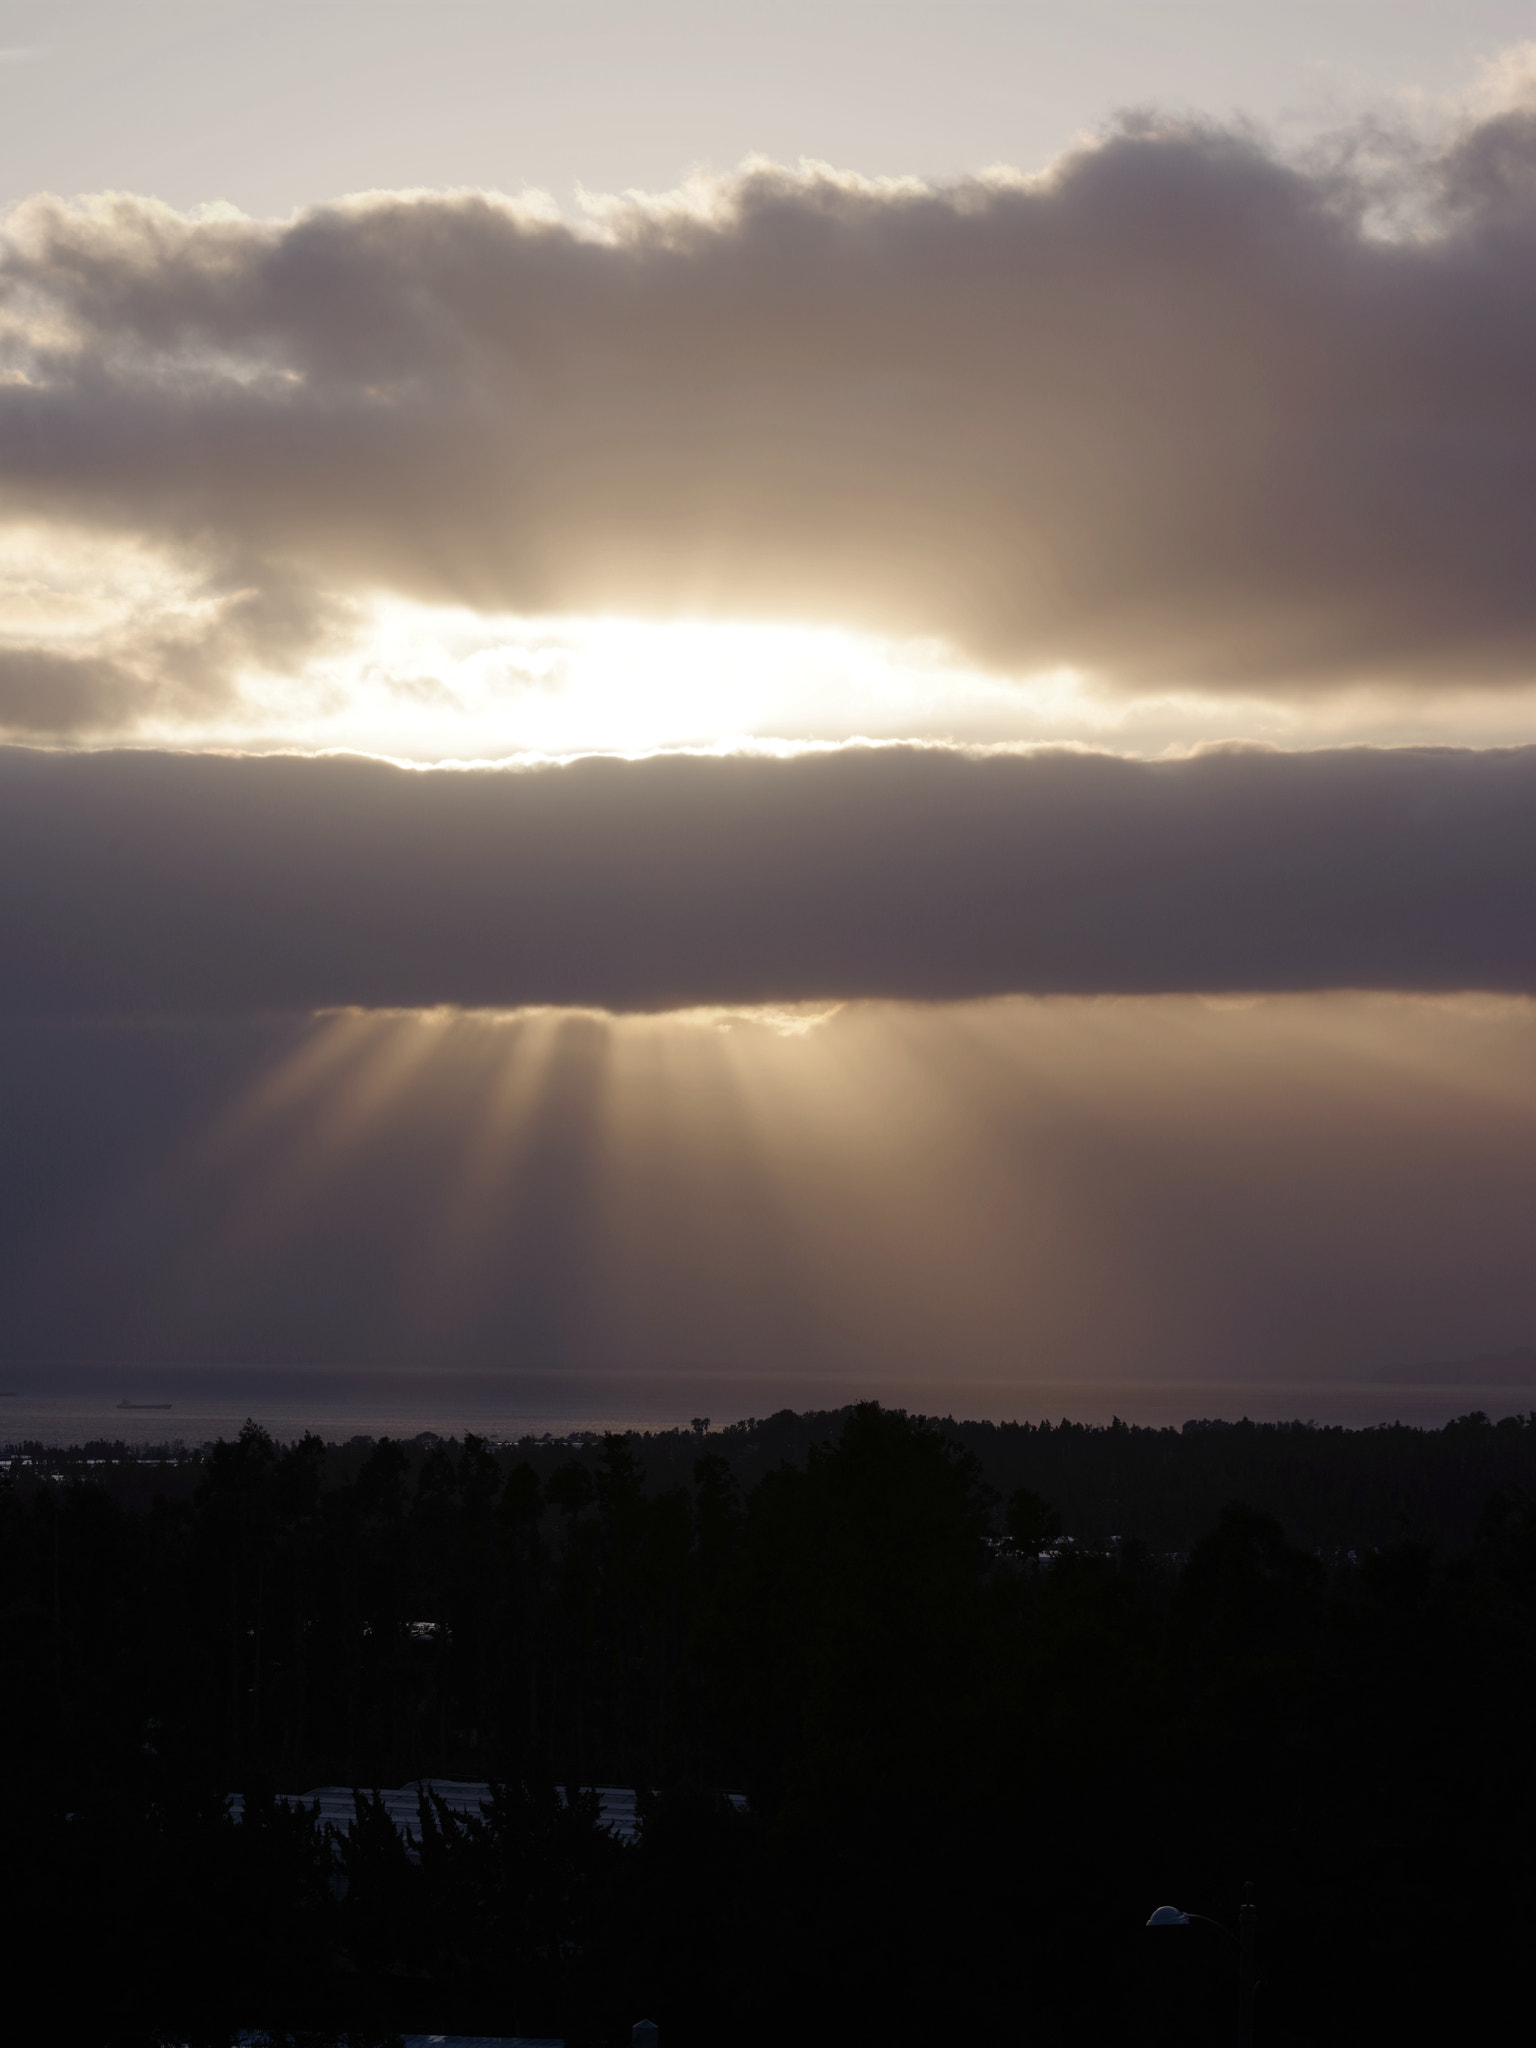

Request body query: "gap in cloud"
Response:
[241, 604, 1536, 760]
[18, 580, 1536, 760]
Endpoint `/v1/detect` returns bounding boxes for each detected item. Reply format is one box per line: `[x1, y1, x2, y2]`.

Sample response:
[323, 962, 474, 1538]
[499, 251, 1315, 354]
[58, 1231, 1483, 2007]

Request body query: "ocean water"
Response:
[0, 1362, 1529, 1447]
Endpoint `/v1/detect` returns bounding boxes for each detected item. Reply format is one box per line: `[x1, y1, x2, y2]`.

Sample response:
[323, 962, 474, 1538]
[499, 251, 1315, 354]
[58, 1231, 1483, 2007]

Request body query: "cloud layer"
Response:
[6, 107, 1536, 732]
[5, 740, 1536, 1016]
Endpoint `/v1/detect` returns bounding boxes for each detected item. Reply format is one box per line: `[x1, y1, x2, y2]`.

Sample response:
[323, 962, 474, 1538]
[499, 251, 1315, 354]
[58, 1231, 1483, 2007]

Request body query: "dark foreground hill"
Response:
[2, 1403, 1533, 2045]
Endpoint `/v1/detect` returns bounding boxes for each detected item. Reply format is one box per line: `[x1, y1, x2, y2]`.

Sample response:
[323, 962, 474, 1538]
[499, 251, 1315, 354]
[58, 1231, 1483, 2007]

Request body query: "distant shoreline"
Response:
[0, 1369, 1528, 1452]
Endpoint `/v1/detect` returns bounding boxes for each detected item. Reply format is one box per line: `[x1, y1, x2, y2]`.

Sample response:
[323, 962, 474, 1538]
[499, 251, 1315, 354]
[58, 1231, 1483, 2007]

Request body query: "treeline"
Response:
[12, 1400, 1536, 1548]
[2, 1404, 1534, 2045]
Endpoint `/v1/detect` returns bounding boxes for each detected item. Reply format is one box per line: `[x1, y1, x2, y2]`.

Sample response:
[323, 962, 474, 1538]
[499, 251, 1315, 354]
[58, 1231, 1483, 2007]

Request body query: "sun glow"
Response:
[223, 604, 1111, 760]
[13, 531, 1536, 758]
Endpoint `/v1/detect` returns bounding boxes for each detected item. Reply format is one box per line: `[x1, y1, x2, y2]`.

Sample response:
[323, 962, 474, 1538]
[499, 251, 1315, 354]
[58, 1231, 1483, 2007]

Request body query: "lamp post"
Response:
[1146, 1884, 1257, 2048]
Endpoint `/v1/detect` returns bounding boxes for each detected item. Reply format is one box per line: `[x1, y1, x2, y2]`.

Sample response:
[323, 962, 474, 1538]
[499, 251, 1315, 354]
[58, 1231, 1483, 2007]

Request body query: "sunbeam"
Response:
[105, 993, 1536, 1390]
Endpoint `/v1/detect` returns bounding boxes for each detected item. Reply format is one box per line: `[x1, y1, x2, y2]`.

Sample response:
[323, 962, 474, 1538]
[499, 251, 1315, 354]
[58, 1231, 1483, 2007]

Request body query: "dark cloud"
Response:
[0, 645, 144, 732]
[3, 740, 1535, 1016]
[5, 112, 1536, 715]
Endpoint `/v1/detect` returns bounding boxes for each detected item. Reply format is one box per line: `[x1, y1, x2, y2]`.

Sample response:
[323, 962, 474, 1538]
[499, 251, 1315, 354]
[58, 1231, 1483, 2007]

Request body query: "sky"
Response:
[4, 3, 1536, 1413]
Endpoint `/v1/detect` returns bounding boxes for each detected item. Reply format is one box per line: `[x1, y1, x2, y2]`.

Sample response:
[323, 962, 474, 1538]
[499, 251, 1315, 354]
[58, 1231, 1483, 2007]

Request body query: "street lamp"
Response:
[1146, 1884, 1257, 2048]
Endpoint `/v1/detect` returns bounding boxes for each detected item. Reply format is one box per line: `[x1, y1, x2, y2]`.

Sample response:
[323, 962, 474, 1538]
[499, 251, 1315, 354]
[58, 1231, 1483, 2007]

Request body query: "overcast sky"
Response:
[0, 3, 1530, 215]
[4, 5, 1536, 1403]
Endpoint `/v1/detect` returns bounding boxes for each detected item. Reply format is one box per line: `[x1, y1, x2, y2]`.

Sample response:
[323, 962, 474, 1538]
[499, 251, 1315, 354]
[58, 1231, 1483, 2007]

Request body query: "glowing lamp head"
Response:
[1147, 1905, 1191, 1927]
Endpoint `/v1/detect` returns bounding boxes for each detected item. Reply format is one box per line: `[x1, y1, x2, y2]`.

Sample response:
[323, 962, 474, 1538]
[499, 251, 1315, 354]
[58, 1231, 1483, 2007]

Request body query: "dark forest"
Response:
[4, 1403, 1533, 2045]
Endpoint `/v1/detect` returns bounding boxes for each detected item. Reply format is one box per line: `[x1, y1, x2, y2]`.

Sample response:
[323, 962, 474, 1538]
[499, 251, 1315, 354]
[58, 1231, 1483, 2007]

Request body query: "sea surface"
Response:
[0, 1363, 1529, 1447]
